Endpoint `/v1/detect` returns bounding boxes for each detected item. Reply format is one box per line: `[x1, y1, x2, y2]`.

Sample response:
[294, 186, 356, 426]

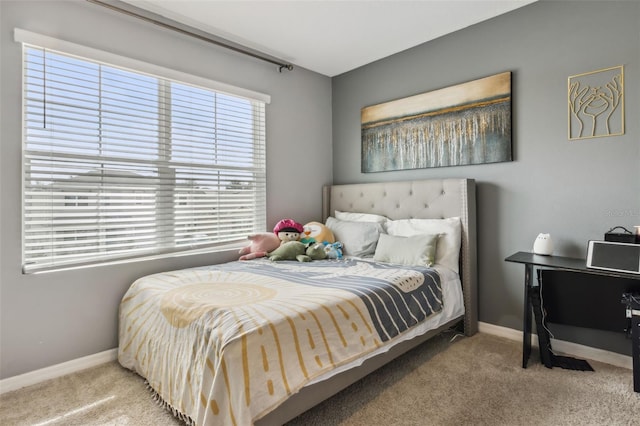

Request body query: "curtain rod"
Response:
[86, 0, 294, 72]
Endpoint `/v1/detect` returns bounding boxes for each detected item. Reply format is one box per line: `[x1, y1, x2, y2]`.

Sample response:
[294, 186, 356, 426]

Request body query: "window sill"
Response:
[24, 241, 247, 275]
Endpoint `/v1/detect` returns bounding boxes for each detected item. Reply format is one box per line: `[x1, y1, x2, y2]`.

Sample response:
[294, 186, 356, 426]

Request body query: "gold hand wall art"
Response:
[568, 65, 624, 140]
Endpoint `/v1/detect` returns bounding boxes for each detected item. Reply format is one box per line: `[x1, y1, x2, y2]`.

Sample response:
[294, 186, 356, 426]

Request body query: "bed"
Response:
[118, 178, 477, 425]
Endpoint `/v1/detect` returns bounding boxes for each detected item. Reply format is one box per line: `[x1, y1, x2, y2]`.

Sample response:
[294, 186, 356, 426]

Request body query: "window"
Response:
[19, 31, 268, 273]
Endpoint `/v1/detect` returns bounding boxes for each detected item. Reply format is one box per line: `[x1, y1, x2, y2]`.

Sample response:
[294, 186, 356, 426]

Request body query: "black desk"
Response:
[505, 251, 640, 392]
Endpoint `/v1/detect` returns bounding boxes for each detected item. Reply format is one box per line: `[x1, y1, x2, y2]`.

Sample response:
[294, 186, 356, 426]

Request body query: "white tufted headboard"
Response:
[322, 178, 477, 335]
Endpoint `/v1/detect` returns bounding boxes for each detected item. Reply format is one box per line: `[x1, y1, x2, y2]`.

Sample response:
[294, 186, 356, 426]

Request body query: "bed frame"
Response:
[257, 178, 477, 425]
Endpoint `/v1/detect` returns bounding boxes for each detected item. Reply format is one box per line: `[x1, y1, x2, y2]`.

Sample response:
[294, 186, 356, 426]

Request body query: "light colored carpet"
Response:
[1, 333, 638, 425]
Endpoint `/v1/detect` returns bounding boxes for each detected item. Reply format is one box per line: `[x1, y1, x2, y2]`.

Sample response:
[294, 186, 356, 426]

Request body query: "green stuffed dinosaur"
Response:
[268, 241, 327, 262]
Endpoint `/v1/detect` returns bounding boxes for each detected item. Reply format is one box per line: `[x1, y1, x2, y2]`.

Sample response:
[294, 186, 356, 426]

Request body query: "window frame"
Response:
[16, 29, 270, 274]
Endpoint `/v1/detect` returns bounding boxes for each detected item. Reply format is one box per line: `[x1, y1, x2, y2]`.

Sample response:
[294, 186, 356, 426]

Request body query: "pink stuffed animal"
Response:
[238, 233, 281, 260]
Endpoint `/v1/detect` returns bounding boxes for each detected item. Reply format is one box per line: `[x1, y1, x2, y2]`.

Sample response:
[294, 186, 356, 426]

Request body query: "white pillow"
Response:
[335, 210, 388, 225]
[373, 233, 438, 267]
[325, 216, 384, 257]
[386, 217, 461, 273]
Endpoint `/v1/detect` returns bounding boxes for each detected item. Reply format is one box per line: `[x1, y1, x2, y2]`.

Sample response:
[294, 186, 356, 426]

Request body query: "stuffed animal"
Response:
[300, 221, 335, 245]
[267, 241, 306, 261]
[238, 232, 281, 260]
[273, 219, 304, 245]
[323, 241, 343, 259]
[301, 242, 328, 262]
[268, 241, 328, 262]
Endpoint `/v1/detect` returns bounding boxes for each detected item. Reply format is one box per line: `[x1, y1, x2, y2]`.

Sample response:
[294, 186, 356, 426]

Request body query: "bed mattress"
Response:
[118, 258, 463, 425]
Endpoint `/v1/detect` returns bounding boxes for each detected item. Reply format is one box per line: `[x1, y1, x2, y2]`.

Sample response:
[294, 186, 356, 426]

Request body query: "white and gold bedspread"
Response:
[118, 258, 442, 425]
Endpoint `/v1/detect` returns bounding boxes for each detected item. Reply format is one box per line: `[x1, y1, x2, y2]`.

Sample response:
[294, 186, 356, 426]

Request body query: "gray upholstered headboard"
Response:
[322, 178, 477, 335]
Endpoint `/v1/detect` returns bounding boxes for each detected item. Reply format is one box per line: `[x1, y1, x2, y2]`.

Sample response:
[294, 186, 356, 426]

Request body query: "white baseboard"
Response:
[1, 323, 633, 395]
[478, 321, 633, 370]
[0, 348, 118, 394]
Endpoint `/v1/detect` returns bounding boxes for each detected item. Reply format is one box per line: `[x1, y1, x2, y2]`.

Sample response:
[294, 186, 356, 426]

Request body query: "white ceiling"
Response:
[122, 0, 537, 77]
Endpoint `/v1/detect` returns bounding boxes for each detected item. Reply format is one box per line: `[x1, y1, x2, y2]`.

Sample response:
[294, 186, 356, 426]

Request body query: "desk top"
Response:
[505, 251, 640, 280]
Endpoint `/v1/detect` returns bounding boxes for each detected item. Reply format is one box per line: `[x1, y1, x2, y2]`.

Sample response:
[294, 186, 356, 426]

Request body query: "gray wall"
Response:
[332, 1, 639, 354]
[0, 0, 332, 379]
[1, 0, 638, 381]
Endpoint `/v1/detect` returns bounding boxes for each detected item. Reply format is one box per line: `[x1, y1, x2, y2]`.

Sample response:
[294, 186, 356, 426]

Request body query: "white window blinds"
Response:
[20, 36, 267, 273]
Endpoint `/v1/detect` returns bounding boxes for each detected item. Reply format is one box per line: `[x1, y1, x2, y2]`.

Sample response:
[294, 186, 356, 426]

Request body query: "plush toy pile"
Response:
[239, 218, 342, 262]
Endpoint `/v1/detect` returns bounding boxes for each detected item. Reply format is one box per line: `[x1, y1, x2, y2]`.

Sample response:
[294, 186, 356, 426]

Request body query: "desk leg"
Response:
[522, 264, 533, 368]
[632, 314, 639, 393]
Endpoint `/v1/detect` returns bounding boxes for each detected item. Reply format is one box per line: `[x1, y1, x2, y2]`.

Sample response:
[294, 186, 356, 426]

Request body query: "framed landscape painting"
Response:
[361, 71, 512, 172]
